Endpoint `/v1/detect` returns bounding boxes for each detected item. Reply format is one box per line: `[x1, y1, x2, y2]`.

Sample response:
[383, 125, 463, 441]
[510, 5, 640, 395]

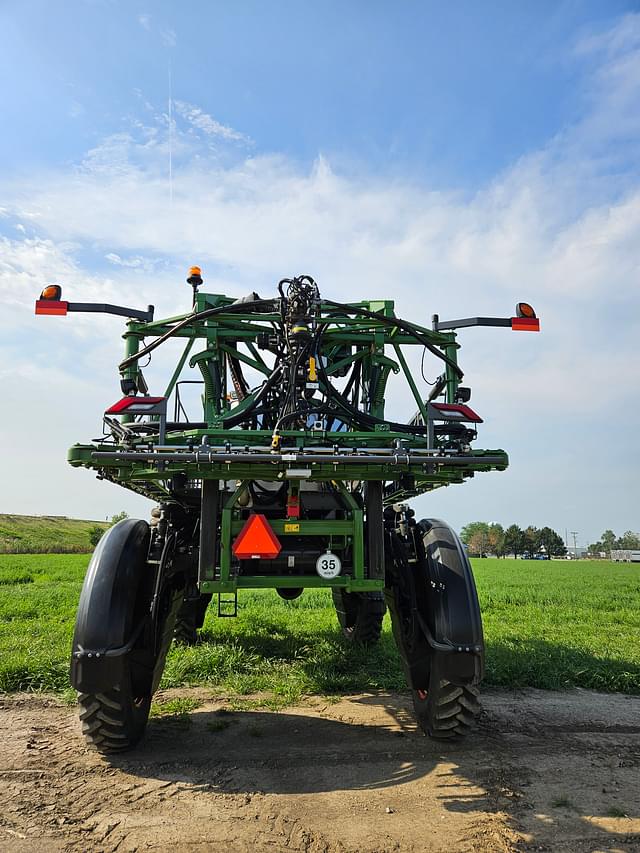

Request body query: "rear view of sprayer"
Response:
[36, 270, 540, 751]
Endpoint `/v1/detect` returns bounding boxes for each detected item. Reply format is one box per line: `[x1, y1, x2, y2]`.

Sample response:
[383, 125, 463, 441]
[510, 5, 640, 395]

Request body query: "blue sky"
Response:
[1, 1, 639, 546]
[2, 1, 636, 183]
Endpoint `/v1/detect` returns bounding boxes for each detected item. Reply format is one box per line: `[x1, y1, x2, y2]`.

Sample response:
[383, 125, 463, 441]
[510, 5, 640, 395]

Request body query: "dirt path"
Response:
[1, 688, 639, 852]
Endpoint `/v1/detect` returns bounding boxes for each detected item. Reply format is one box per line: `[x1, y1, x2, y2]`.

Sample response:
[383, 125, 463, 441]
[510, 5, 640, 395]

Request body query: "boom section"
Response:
[69, 291, 508, 505]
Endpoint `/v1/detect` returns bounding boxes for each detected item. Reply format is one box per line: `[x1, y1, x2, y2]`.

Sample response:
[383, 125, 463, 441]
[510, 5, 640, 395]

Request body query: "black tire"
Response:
[332, 589, 386, 644]
[78, 687, 151, 752]
[384, 521, 484, 740]
[174, 594, 212, 645]
[412, 680, 482, 739]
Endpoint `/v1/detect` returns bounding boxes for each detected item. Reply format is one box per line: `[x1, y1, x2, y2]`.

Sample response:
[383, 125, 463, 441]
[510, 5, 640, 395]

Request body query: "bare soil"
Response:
[1, 688, 639, 852]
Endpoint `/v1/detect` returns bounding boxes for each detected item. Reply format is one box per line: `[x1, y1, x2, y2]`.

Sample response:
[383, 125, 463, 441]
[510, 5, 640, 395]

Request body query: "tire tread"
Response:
[78, 689, 147, 753]
[413, 680, 481, 740]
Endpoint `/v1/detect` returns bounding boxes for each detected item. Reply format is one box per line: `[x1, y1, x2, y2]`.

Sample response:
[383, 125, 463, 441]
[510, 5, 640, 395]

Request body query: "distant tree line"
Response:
[587, 529, 640, 556]
[459, 522, 566, 558]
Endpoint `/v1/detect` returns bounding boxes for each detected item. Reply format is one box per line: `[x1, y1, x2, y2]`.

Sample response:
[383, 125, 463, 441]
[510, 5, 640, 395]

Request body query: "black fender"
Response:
[385, 518, 484, 693]
[418, 518, 484, 685]
[70, 519, 155, 695]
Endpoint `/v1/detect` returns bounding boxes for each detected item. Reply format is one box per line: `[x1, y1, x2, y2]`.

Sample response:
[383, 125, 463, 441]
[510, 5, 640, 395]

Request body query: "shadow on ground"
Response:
[100, 690, 640, 852]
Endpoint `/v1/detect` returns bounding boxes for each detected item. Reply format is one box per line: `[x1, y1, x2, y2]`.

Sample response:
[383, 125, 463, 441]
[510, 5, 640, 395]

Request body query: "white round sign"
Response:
[316, 551, 342, 579]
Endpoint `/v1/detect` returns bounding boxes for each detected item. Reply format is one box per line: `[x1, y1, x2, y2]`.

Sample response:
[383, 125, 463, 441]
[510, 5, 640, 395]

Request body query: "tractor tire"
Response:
[411, 681, 482, 739]
[78, 687, 151, 752]
[174, 594, 212, 645]
[384, 521, 484, 741]
[332, 589, 386, 645]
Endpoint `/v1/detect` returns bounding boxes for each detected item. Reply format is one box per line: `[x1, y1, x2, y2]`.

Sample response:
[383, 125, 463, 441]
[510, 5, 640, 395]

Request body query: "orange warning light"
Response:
[516, 302, 536, 319]
[232, 513, 282, 560]
[41, 285, 62, 300]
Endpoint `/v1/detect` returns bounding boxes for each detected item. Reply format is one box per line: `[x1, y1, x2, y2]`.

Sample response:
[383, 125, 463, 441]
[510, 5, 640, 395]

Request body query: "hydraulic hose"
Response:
[119, 298, 280, 372]
[323, 299, 463, 380]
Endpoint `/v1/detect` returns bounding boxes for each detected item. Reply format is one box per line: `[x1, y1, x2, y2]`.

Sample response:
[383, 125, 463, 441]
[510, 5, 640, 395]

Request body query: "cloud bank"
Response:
[0, 14, 638, 541]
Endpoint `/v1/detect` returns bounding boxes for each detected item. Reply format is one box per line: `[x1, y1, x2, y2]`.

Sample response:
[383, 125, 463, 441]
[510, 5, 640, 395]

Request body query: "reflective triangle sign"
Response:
[232, 513, 282, 559]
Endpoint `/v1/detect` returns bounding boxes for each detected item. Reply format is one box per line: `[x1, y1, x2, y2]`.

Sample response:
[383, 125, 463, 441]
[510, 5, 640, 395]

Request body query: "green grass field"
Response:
[0, 514, 107, 554]
[0, 554, 638, 700]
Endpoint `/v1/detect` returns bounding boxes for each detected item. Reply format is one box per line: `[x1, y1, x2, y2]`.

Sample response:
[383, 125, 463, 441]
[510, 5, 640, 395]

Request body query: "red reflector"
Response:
[105, 396, 165, 414]
[511, 317, 540, 332]
[430, 402, 483, 423]
[286, 495, 301, 519]
[232, 514, 282, 560]
[35, 300, 68, 316]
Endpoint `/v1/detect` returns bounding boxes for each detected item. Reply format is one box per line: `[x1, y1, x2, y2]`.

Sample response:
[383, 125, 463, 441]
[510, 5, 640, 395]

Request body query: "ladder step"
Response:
[217, 592, 238, 618]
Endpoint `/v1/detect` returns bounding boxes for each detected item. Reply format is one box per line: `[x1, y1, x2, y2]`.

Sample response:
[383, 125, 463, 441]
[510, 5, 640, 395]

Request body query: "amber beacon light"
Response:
[512, 302, 540, 332]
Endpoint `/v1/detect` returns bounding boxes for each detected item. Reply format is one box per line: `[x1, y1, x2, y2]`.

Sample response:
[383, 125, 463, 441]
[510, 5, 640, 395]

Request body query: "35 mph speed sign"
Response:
[315, 551, 342, 579]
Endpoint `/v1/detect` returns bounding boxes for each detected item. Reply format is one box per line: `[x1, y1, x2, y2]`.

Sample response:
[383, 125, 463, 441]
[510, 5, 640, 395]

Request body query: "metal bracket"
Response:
[432, 315, 511, 332]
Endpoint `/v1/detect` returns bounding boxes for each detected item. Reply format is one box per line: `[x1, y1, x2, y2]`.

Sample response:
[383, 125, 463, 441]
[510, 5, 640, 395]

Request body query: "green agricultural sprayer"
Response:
[36, 271, 539, 751]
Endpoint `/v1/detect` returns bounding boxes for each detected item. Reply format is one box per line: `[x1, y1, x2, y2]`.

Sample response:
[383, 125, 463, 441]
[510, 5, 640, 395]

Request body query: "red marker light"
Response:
[35, 300, 68, 316]
[105, 396, 166, 414]
[232, 514, 282, 560]
[430, 402, 483, 423]
[511, 317, 540, 332]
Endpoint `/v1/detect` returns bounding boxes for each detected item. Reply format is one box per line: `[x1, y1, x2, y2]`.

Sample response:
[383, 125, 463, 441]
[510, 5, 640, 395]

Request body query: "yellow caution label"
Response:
[284, 523, 300, 533]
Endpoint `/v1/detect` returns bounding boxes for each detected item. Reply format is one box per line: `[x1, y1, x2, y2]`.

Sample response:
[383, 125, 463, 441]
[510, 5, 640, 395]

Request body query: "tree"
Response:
[601, 530, 617, 553]
[537, 526, 566, 558]
[488, 523, 506, 557]
[88, 525, 104, 547]
[521, 526, 539, 558]
[460, 522, 490, 556]
[504, 524, 525, 558]
[110, 510, 129, 525]
[617, 530, 640, 550]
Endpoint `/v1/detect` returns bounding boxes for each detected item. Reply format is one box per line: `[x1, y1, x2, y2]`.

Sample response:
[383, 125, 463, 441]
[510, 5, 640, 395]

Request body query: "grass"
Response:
[0, 554, 639, 701]
[475, 559, 640, 693]
[206, 712, 235, 732]
[0, 514, 107, 554]
[551, 795, 576, 810]
[606, 806, 629, 818]
[150, 697, 202, 718]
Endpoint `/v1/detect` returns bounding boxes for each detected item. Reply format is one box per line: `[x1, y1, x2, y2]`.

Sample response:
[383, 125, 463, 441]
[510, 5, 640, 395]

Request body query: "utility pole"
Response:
[571, 531, 578, 558]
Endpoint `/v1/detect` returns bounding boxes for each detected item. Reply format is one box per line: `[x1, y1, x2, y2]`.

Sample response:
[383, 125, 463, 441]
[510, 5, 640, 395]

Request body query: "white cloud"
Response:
[173, 100, 251, 144]
[105, 252, 158, 272]
[138, 13, 151, 31]
[160, 27, 176, 48]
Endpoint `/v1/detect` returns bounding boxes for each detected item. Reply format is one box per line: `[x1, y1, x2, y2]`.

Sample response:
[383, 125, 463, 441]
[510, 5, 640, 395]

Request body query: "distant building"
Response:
[566, 546, 588, 559]
[610, 550, 640, 563]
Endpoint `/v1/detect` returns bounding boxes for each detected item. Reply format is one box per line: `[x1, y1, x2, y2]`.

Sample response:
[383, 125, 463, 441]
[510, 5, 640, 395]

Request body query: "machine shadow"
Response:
[103, 692, 639, 850]
[107, 694, 485, 800]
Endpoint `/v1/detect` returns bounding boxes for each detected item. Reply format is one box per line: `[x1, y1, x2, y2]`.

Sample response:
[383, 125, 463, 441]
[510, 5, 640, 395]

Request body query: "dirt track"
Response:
[1, 688, 639, 852]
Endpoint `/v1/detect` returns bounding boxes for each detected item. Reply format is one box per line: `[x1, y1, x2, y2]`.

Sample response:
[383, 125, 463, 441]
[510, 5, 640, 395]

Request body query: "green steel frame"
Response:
[68, 290, 509, 593]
